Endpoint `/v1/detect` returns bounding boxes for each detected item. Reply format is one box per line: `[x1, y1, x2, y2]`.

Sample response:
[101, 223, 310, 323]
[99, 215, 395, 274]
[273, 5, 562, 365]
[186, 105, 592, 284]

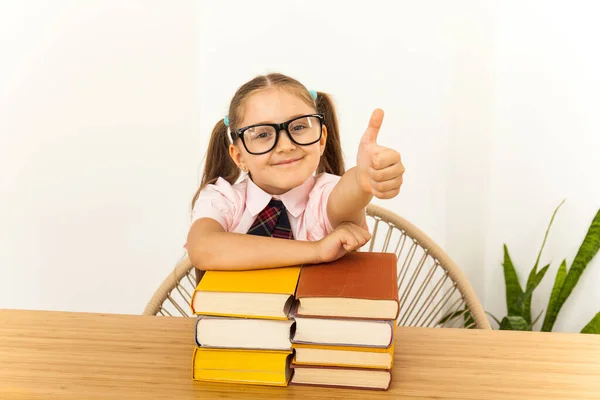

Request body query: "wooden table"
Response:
[1, 309, 599, 399]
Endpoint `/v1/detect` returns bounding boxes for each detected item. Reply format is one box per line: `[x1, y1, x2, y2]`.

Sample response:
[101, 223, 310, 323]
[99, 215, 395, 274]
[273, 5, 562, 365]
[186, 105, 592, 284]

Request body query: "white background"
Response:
[1, 0, 598, 332]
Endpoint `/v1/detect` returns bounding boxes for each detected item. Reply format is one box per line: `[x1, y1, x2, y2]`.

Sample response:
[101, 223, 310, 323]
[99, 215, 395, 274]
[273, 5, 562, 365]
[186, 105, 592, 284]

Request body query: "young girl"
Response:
[186, 73, 404, 272]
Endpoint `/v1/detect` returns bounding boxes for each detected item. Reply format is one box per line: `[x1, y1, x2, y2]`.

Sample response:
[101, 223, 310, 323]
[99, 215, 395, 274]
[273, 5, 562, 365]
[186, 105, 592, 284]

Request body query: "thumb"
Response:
[360, 108, 384, 145]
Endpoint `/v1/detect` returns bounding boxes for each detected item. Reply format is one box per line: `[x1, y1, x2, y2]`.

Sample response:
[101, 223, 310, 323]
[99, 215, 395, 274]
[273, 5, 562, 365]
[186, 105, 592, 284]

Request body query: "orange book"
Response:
[192, 347, 292, 386]
[191, 266, 301, 320]
[292, 342, 395, 369]
[294, 252, 399, 320]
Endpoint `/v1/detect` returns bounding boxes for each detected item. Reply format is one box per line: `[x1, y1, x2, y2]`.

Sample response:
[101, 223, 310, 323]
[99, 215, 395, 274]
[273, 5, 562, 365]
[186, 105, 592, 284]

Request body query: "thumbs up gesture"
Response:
[356, 109, 405, 199]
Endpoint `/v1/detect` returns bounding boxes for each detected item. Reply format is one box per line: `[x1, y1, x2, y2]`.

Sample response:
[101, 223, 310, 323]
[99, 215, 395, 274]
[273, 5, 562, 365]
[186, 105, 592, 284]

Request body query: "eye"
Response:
[248, 127, 274, 140]
[291, 124, 307, 131]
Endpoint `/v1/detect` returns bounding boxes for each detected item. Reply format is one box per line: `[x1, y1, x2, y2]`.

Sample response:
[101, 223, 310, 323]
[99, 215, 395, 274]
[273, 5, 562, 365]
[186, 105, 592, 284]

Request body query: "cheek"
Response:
[247, 154, 271, 169]
[306, 145, 322, 160]
[300, 146, 323, 170]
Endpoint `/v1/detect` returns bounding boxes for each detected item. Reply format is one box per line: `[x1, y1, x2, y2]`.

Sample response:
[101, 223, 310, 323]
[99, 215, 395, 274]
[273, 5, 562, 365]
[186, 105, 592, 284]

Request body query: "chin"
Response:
[274, 176, 306, 190]
[264, 171, 311, 193]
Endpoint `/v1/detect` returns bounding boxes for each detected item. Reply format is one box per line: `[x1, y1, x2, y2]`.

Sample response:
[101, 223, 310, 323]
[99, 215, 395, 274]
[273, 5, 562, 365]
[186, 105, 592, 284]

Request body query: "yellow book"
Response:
[191, 266, 301, 320]
[192, 347, 292, 386]
[292, 342, 395, 369]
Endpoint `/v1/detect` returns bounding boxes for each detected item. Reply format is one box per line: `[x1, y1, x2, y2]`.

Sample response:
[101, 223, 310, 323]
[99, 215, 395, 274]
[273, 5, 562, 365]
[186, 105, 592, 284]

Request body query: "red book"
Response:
[294, 252, 399, 320]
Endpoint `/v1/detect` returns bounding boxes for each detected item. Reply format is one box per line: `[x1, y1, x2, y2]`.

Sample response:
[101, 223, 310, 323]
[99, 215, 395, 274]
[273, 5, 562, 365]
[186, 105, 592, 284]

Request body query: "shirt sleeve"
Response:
[191, 178, 239, 231]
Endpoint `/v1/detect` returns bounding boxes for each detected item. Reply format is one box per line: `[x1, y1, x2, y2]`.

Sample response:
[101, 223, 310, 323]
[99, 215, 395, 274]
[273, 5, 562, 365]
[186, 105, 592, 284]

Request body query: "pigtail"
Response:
[190, 119, 240, 210]
[315, 92, 345, 176]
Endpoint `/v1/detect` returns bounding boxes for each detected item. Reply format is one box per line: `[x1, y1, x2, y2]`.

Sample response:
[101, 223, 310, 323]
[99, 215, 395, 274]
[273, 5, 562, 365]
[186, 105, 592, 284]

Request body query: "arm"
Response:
[186, 218, 371, 271]
[326, 167, 371, 229]
[187, 218, 320, 271]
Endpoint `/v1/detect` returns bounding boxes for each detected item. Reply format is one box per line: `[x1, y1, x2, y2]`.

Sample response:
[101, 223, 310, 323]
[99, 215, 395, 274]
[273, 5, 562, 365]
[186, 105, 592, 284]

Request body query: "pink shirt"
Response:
[191, 173, 343, 241]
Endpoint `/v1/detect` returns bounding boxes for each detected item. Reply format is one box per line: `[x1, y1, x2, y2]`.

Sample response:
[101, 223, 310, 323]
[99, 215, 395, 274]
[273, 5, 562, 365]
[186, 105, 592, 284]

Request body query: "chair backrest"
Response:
[143, 204, 491, 330]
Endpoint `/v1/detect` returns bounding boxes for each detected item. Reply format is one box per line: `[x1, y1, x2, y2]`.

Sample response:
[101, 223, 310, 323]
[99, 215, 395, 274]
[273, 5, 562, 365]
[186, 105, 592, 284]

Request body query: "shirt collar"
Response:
[246, 175, 315, 218]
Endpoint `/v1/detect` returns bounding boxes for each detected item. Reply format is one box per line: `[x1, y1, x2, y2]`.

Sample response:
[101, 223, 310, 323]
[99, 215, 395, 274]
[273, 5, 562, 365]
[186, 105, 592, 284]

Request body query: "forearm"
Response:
[327, 167, 372, 228]
[189, 231, 320, 271]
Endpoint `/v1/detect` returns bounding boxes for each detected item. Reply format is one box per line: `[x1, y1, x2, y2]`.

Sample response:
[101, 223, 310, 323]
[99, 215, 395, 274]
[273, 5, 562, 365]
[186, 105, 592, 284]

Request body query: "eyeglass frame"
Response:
[231, 113, 325, 155]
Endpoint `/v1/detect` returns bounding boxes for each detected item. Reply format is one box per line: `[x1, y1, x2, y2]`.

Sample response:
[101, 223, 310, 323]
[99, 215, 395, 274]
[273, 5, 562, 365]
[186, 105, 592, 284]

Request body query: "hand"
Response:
[314, 222, 372, 264]
[356, 109, 405, 199]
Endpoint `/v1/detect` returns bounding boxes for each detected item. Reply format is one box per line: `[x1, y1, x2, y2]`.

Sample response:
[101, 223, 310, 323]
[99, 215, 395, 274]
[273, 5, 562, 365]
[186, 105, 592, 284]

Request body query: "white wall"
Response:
[484, 1, 600, 332]
[0, 1, 200, 314]
[1, 1, 598, 331]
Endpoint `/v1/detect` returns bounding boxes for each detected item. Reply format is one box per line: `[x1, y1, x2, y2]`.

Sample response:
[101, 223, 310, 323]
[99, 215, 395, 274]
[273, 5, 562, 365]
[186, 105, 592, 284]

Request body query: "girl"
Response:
[186, 73, 404, 272]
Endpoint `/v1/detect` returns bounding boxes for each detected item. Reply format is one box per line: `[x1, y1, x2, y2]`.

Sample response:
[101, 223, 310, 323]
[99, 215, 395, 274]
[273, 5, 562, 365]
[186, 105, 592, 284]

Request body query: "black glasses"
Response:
[232, 114, 324, 155]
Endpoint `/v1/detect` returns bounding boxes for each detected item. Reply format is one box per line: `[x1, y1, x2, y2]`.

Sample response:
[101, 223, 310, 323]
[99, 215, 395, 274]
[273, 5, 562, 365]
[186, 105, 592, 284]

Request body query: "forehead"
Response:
[239, 88, 315, 126]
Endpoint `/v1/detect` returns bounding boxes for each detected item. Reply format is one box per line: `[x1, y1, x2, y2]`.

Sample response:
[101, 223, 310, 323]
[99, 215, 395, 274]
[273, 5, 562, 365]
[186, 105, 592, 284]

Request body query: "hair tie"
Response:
[309, 90, 317, 101]
[223, 116, 233, 143]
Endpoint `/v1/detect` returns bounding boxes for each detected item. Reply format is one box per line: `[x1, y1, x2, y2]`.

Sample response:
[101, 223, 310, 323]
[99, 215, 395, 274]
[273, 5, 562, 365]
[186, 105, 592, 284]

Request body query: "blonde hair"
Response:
[191, 72, 345, 208]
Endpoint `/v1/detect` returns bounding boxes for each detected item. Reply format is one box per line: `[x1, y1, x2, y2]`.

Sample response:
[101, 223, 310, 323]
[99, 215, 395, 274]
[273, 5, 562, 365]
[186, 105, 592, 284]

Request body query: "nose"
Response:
[275, 129, 296, 152]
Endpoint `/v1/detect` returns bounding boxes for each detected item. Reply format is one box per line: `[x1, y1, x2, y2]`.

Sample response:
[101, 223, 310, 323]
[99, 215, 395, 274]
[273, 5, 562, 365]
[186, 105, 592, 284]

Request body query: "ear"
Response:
[229, 143, 245, 170]
[319, 125, 328, 155]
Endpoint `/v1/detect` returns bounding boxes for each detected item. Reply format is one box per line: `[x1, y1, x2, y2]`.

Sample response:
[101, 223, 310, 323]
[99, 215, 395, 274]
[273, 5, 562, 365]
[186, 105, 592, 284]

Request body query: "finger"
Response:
[371, 148, 401, 170]
[346, 223, 371, 248]
[343, 225, 364, 248]
[339, 234, 352, 251]
[370, 175, 403, 193]
[372, 187, 401, 199]
[360, 108, 384, 145]
[338, 224, 362, 250]
[349, 222, 371, 241]
[340, 229, 359, 250]
[357, 226, 372, 246]
[345, 236, 363, 251]
[369, 162, 405, 182]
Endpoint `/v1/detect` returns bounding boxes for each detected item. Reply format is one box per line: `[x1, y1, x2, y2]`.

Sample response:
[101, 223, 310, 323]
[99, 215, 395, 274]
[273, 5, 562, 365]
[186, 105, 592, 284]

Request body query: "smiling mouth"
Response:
[273, 157, 303, 166]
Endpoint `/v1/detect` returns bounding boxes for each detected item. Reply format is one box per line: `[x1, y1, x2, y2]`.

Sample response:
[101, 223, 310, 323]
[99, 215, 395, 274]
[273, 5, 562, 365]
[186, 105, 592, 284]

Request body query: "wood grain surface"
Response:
[1, 309, 599, 399]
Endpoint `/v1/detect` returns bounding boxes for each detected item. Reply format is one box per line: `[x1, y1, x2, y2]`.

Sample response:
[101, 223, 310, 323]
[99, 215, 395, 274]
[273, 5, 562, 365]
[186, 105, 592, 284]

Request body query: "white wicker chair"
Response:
[143, 204, 491, 330]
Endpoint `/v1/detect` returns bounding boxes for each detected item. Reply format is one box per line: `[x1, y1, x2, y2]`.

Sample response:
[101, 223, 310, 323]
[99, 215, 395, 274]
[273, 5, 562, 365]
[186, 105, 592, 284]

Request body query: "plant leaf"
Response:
[523, 264, 550, 324]
[524, 267, 538, 323]
[437, 309, 465, 325]
[542, 259, 567, 332]
[485, 311, 502, 328]
[530, 309, 544, 330]
[581, 312, 600, 334]
[499, 316, 530, 331]
[543, 208, 600, 332]
[437, 308, 475, 328]
[533, 200, 565, 273]
[503, 244, 524, 317]
[524, 200, 563, 323]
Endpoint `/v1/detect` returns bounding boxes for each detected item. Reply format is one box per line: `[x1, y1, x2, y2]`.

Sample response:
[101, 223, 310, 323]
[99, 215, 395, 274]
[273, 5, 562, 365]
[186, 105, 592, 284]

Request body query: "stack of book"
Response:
[289, 252, 399, 390]
[190, 266, 301, 386]
[188, 251, 399, 390]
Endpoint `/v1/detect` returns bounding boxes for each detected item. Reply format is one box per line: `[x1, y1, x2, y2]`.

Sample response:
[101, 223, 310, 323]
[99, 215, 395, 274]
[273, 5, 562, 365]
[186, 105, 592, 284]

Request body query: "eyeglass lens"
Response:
[244, 116, 321, 154]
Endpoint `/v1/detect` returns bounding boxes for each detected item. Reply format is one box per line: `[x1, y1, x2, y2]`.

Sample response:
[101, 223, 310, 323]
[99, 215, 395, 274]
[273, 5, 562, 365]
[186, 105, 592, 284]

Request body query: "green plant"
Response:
[440, 201, 600, 333]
